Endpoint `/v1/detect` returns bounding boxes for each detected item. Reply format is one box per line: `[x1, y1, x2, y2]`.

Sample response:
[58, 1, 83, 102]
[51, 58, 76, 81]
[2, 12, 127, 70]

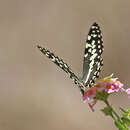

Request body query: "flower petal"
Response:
[88, 103, 95, 112]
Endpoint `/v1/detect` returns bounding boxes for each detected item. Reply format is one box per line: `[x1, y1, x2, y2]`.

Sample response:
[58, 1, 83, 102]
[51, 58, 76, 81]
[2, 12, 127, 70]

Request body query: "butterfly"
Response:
[37, 23, 104, 96]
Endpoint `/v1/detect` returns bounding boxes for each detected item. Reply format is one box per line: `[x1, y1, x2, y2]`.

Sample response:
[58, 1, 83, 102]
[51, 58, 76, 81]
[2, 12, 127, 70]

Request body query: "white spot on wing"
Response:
[88, 35, 91, 40]
[90, 53, 97, 60]
[88, 48, 92, 53]
[92, 26, 95, 29]
[85, 60, 94, 83]
[64, 64, 68, 68]
[84, 53, 88, 57]
[98, 40, 100, 43]
[97, 56, 100, 59]
[92, 44, 96, 49]
[93, 34, 97, 37]
[92, 49, 96, 54]
[52, 57, 55, 61]
[92, 40, 95, 45]
[98, 35, 101, 38]
[99, 49, 102, 53]
[86, 43, 92, 48]
[98, 45, 101, 48]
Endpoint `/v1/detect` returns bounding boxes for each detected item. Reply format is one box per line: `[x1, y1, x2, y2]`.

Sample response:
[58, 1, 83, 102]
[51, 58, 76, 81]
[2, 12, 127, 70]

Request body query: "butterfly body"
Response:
[37, 22, 104, 95]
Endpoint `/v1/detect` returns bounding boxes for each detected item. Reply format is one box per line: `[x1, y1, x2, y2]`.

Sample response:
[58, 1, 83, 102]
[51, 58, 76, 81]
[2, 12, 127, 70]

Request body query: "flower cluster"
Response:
[82, 74, 129, 112]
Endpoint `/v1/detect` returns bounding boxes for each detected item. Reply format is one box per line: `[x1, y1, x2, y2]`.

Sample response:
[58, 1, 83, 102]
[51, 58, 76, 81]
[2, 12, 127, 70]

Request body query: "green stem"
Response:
[104, 100, 120, 121]
[104, 100, 129, 129]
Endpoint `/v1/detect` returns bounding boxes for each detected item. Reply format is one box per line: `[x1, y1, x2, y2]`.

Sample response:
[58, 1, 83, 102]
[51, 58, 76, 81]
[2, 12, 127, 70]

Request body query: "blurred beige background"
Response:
[0, 0, 130, 130]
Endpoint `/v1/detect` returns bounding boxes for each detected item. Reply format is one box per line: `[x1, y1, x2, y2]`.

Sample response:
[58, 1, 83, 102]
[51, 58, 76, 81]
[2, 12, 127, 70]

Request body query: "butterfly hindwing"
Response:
[82, 23, 104, 86]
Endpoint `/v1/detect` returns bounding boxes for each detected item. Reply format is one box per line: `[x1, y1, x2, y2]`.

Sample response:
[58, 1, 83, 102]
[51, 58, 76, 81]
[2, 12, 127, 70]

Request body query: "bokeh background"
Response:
[0, 0, 130, 130]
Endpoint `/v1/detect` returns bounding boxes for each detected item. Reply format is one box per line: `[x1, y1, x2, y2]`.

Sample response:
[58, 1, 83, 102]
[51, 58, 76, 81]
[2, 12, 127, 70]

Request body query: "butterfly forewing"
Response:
[37, 45, 85, 87]
[82, 23, 104, 86]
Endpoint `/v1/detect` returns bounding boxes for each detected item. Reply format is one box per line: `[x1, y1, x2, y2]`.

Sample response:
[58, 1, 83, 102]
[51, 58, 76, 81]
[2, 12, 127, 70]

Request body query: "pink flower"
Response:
[88, 100, 97, 112]
[81, 76, 124, 112]
[112, 80, 124, 92]
[104, 80, 124, 94]
[112, 84, 120, 92]
[82, 87, 97, 112]
[104, 83, 114, 93]
[126, 88, 130, 99]
[120, 87, 125, 92]
[82, 95, 88, 102]
[84, 87, 96, 99]
[114, 80, 124, 88]
[88, 103, 94, 112]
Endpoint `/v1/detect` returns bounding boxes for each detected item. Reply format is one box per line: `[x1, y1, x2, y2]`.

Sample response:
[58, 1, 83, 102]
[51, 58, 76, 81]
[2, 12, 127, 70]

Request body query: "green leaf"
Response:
[119, 107, 130, 128]
[121, 117, 130, 127]
[120, 107, 127, 113]
[101, 106, 112, 116]
[114, 120, 129, 130]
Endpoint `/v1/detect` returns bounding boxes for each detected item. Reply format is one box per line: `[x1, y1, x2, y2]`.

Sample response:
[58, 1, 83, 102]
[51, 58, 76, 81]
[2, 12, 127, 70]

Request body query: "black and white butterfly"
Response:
[37, 23, 104, 96]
